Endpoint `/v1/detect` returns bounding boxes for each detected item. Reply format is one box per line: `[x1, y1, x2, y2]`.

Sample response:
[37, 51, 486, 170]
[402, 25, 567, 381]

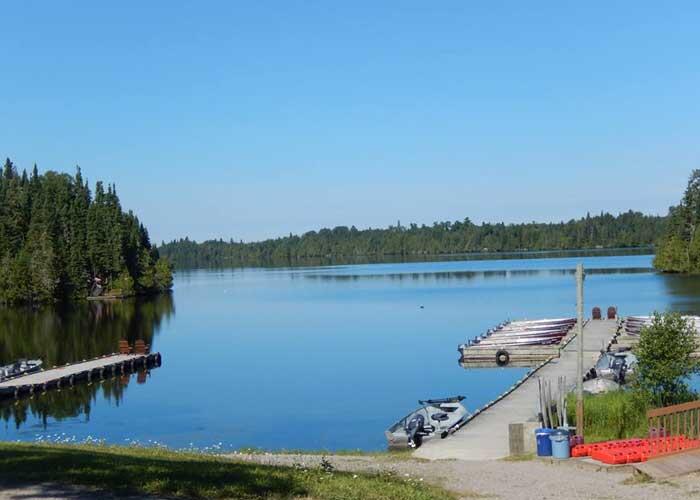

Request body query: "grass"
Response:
[566, 390, 649, 442]
[0, 442, 453, 499]
[501, 453, 535, 462]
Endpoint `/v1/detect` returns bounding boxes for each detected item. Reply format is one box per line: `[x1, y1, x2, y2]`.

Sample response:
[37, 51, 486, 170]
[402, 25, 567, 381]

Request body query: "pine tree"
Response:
[0, 159, 173, 304]
[655, 170, 700, 273]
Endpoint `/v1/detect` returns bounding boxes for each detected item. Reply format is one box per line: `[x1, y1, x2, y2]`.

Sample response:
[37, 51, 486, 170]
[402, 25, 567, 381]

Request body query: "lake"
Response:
[2, 252, 700, 451]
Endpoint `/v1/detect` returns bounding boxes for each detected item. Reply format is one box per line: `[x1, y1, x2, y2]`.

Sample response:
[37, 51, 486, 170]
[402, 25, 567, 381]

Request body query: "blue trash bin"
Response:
[535, 428, 554, 456]
[550, 429, 570, 459]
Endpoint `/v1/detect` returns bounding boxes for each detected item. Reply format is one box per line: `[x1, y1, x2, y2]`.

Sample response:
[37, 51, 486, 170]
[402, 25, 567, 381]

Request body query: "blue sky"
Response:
[1, 2, 699, 243]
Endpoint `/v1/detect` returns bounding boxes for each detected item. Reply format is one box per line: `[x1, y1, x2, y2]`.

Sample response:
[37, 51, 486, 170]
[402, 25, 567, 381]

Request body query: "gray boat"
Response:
[385, 396, 469, 449]
[0, 359, 42, 381]
[583, 377, 621, 395]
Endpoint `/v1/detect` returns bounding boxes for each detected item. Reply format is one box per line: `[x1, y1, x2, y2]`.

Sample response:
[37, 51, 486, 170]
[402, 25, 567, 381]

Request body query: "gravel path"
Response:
[224, 452, 700, 499]
[0, 482, 164, 500]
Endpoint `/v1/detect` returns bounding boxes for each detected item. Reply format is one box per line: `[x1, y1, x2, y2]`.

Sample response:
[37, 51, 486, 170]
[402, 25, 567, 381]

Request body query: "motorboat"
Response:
[592, 350, 637, 383]
[385, 396, 469, 449]
[0, 359, 42, 381]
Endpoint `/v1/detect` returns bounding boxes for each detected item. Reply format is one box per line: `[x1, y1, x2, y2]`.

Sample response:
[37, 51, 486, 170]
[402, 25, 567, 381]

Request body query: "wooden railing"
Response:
[648, 400, 700, 439]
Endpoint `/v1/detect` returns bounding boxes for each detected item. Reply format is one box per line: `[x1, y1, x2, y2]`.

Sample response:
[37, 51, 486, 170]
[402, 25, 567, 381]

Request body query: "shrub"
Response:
[635, 312, 699, 406]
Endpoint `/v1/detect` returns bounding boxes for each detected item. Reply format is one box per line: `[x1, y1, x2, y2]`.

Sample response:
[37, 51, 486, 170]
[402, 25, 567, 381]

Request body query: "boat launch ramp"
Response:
[414, 319, 619, 461]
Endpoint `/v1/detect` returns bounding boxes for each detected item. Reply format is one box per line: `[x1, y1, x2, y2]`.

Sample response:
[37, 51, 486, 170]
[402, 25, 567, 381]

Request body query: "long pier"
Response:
[415, 319, 618, 461]
[0, 352, 161, 400]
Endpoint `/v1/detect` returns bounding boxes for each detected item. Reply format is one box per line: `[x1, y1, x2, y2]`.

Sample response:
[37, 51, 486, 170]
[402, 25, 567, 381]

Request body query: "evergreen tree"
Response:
[0, 159, 173, 304]
[655, 170, 700, 273]
[158, 211, 667, 269]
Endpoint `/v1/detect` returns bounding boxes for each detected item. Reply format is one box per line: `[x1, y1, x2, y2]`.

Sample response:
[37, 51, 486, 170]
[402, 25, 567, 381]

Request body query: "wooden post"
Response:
[509, 423, 525, 456]
[576, 264, 585, 438]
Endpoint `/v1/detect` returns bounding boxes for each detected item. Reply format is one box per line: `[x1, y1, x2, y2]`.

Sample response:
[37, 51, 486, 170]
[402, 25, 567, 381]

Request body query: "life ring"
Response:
[495, 350, 510, 366]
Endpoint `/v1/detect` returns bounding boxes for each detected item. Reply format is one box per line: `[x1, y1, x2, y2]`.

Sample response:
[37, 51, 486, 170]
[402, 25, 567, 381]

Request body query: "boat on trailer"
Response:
[385, 396, 469, 449]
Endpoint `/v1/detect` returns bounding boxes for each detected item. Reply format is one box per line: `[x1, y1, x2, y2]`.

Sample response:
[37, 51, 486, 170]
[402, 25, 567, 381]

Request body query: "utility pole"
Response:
[575, 263, 585, 438]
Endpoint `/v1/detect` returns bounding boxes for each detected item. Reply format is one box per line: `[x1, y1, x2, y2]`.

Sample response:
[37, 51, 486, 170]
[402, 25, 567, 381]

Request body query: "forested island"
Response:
[654, 170, 700, 273]
[0, 159, 172, 304]
[159, 211, 666, 269]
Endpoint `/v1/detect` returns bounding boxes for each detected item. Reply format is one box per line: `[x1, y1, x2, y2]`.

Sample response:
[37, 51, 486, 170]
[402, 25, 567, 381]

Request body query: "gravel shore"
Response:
[225, 452, 700, 500]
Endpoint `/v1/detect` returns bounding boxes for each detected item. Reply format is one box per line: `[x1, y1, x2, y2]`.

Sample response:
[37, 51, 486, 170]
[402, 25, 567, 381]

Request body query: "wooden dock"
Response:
[633, 449, 700, 479]
[0, 352, 161, 400]
[415, 319, 619, 461]
[612, 319, 700, 357]
[459, 326, 580, 366]
[460, 345, 562, 365]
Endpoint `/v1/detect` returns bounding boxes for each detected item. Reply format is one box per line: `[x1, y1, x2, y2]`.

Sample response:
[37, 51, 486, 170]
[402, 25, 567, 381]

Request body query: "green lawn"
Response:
[0, 443, 451, 500]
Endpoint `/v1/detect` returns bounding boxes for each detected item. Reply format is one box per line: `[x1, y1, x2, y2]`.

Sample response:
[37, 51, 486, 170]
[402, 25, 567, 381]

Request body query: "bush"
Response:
[635, 312, 699, 406]
[109, 269, 135, 297]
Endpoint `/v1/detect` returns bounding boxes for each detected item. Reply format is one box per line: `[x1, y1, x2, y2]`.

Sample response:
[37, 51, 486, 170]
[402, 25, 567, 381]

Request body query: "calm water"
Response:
[2, 253, 700, 451]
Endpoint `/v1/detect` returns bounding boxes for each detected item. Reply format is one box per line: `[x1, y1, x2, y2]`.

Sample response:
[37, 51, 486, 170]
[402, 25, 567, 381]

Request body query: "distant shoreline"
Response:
[171, 246, 654, 272]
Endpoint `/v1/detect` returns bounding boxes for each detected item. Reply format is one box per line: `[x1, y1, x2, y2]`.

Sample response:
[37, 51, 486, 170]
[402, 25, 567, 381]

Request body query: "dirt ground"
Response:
[0, 482, 161, 500]
[226, 451, 700, 500]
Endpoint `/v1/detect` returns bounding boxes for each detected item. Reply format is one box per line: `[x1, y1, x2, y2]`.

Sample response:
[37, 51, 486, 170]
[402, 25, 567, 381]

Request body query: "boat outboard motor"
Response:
[405, 414, 425, 448]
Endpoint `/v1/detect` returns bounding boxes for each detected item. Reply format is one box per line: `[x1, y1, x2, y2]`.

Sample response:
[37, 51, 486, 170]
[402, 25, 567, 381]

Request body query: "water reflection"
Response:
[0, 294, 173, 431]
[187, 247, 653, 270]
[660, 274, 700, 315]
[0, 293, 175, 366]
[0, 371, 148, 431]
[302, 267, 654, 282]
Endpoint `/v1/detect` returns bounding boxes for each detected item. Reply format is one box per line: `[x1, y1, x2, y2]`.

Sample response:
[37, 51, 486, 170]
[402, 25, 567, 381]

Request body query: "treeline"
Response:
[655, 170, 700, 273]
[0, 158, 173, 304]
[159, 211, 666, 269]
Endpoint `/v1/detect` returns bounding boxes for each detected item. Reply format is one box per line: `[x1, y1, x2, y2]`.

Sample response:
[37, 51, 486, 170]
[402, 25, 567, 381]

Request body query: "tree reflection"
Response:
[0, 293, 174, 366]
[659, 274, 700, 315]
[0, 294, 173, 429]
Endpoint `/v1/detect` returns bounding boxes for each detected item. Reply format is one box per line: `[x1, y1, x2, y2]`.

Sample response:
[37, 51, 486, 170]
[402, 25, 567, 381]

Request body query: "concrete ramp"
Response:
[633, 450, 700, 479]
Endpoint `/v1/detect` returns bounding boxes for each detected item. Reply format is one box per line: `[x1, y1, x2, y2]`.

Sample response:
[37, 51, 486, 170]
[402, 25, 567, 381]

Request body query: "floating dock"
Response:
[0, 352, 161, 400]
[612, 316, 700, 357]
[459, 324, 579, 366]
[416, 319, 619, 461]
[460, 344, 563, 365]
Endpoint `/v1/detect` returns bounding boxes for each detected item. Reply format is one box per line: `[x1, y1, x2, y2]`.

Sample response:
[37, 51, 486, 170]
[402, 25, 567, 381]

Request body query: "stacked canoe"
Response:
[459, 318, 577, 366]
